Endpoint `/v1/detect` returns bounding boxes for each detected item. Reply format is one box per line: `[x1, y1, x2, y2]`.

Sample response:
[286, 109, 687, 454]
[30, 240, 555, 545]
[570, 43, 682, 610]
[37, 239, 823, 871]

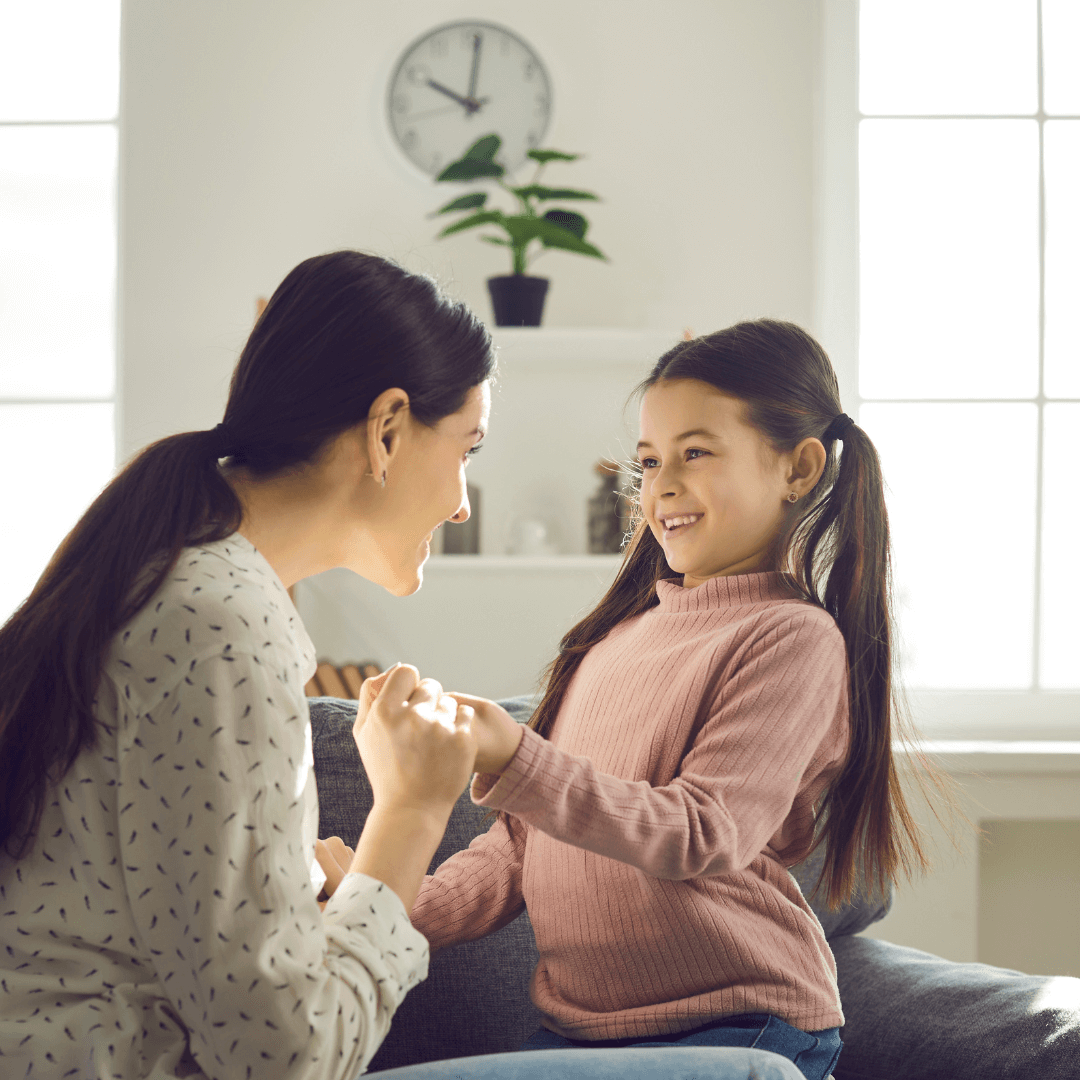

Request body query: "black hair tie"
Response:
[211, 422, 236, 459]
[823, 413, 855, 442]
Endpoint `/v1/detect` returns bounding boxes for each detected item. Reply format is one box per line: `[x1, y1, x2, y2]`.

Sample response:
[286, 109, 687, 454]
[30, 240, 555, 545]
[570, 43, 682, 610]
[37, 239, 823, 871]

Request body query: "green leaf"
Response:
[436, 158, 505, 182]
[463, 134, 502, 160]
[501, 215, 606, 260]
[434, 192, 488, 215]
[526, 149, 580, 163]
[543, 209, 588, 240]
[511, 185, 598, 202]
[437, 210, 506, 238]
[480, 236, 512, 246]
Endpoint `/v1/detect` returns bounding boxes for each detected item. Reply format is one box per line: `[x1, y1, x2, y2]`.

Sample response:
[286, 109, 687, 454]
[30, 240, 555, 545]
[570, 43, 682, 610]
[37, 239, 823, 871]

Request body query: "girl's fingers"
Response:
[454, 702, 475, 731]
[315, 838, 347, 897]
[323, 835, 353, 866]
[409, 677, 445, 716]
[445, 691, 487, 709]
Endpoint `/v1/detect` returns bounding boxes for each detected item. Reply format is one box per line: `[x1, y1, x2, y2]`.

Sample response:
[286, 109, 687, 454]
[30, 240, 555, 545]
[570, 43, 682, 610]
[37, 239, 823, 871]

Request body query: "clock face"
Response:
[387, 22, 552, 177]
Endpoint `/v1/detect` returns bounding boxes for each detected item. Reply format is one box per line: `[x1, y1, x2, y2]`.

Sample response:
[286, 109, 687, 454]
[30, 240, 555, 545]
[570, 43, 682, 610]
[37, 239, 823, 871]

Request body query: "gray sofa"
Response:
[309, 696, 1080, 1079]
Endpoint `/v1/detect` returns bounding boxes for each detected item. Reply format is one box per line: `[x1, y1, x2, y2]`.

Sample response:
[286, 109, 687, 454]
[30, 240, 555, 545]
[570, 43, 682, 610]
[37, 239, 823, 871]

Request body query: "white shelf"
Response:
[426, 554, 622, 571]
[490, 327, 683, 366]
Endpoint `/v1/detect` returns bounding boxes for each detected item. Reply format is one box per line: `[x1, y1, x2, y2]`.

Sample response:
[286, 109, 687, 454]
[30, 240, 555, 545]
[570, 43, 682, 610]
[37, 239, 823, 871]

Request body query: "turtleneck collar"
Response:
[655, 571, 801, 613]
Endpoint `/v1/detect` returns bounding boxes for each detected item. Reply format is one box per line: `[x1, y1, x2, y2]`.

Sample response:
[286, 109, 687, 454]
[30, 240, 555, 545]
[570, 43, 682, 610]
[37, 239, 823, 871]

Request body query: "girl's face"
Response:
[637, 379, 794, 588]
[355, 381, 490, 596]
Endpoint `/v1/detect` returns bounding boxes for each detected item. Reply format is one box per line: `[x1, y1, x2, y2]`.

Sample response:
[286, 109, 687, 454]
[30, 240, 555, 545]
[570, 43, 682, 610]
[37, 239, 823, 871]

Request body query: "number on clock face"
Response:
[387, 22, 552, 177]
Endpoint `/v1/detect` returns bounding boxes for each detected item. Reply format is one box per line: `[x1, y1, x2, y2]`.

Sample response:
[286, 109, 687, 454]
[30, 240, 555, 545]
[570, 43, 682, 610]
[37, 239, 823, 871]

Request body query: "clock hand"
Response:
[468, 33, 482, 100]
[427, 78, 481, 114]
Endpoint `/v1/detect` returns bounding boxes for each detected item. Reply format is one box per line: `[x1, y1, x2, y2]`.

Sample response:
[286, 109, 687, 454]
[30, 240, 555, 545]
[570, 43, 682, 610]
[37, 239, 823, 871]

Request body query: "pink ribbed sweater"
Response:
[411, 571, 850, 1038]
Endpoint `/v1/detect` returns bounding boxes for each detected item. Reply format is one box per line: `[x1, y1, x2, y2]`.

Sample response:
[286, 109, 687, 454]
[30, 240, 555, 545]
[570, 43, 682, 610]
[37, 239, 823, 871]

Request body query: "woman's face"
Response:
[359, 381, 490, 596]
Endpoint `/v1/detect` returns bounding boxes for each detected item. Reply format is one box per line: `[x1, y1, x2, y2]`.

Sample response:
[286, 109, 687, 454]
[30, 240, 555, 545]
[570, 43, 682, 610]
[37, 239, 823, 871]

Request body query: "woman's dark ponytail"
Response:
[0, 250, 494, 858]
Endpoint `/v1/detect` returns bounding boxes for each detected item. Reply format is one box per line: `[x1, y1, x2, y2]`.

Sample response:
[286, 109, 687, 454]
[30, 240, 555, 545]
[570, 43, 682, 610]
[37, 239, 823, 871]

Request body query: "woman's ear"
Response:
[365, 388, 410, 484]
[786, 437, 827, 497]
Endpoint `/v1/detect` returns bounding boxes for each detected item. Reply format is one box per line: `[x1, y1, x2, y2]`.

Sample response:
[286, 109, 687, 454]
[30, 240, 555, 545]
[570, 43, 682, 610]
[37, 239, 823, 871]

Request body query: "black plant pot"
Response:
[487, 275, 550, 327]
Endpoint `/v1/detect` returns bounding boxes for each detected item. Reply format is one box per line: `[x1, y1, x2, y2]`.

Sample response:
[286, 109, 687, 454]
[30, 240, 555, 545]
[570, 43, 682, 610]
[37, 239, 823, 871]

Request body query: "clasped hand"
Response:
[315, 664, 523, 910]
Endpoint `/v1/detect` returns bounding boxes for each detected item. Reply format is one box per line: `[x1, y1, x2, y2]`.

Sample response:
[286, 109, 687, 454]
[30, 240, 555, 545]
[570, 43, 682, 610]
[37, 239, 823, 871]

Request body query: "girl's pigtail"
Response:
[796, 424, 934, 908]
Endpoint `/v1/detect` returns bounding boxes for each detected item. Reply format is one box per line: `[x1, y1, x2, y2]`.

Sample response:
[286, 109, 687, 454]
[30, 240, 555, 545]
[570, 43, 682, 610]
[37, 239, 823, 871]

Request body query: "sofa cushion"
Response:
[831, 934, 1080, 1080]
[310, 697, 540, 1072]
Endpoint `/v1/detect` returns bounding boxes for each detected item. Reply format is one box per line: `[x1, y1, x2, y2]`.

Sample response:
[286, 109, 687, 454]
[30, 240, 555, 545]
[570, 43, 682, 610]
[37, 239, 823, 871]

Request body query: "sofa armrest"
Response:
[831, 934, 1080, 1080]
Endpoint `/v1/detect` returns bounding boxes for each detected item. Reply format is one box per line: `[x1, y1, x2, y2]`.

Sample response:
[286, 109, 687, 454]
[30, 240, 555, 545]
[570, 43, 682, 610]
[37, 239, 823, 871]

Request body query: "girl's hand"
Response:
[352, 663, 478, 818]
[314, 836, 354, 910]
[446, 693, 524, 775]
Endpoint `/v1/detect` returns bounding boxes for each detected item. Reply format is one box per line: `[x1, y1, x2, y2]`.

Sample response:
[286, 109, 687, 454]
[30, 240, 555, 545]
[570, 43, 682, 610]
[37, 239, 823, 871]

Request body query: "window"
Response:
[855, 1, 1079, 714]
[0, 1, 120, 620]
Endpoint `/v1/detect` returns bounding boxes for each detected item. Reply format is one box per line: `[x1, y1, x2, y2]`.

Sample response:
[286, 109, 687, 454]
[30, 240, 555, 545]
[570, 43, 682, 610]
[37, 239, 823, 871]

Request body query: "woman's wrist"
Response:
[347, 800, 455, 913]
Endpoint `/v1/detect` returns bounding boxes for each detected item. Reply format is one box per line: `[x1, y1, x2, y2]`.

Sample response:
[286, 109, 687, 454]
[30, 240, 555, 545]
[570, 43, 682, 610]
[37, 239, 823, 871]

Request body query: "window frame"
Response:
[0, 3, 122, 619]
[815, 0, 1079, 739]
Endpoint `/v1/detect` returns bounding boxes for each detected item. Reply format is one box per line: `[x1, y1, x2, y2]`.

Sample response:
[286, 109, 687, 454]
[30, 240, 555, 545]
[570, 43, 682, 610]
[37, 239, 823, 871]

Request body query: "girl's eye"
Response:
[466, 442, 483, 458]
[686, 448, 707, 460]
[639, 457, 658, 470]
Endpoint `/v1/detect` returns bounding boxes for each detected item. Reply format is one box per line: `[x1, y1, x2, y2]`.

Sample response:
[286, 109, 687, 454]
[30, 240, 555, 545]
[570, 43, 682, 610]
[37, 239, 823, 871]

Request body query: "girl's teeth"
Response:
[666, 515, 701, 528]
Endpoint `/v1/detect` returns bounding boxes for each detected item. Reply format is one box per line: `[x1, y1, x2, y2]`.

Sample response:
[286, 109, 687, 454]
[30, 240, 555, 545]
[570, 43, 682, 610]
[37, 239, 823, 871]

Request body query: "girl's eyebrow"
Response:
[636, 428, 721, 451]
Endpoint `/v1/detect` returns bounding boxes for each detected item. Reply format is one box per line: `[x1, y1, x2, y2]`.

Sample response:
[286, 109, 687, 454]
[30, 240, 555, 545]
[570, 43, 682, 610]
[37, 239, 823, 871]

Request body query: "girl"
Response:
[399, 320, 931, 1080]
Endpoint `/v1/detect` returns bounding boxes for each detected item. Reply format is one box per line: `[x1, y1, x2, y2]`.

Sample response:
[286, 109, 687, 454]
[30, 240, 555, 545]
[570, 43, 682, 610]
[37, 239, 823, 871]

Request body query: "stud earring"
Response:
[786, 492, 799, 503]
[367, 469, 387, 489]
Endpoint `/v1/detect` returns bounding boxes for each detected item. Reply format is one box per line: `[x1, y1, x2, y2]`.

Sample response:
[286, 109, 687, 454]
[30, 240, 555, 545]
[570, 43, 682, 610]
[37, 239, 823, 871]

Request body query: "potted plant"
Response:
[432, 134, 606, 326]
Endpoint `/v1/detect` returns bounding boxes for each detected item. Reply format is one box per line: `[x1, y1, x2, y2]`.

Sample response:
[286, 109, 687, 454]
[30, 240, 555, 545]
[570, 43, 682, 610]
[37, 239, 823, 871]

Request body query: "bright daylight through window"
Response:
[0, 0, 120, 622]
[858, 0, 1079, 691]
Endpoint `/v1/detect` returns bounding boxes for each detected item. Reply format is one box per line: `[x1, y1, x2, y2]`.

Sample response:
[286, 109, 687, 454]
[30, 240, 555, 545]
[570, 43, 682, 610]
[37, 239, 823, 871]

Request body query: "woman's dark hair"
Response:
[525, 318, 945, 908]
[0, 250, 495, 858]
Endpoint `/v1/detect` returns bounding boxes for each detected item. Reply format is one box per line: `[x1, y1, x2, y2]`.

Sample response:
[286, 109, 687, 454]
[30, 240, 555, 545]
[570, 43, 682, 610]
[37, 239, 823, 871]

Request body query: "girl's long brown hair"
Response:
[0, 250, 495, 859]
[526, 319, 941, 908]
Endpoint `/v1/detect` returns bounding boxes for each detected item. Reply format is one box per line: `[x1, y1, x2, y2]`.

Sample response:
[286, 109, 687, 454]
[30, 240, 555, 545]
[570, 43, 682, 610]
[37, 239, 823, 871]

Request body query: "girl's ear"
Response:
[365, 387, 411, 483]
[786, 436, 827, 497]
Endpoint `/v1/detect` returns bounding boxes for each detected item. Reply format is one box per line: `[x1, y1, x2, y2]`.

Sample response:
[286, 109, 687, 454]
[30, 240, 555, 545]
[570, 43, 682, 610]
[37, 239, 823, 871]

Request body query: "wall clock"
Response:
[387, 21, 552, 177]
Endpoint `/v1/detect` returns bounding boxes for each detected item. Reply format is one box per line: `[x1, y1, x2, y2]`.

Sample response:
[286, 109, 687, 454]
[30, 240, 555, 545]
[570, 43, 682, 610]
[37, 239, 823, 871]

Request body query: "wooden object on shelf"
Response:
[304, 661, 382, 699]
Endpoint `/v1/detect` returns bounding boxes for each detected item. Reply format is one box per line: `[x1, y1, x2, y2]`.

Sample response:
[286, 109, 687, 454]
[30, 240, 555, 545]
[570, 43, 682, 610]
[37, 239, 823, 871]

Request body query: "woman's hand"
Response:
[352, 663, 478, 818]
[445, 693, 524, 775]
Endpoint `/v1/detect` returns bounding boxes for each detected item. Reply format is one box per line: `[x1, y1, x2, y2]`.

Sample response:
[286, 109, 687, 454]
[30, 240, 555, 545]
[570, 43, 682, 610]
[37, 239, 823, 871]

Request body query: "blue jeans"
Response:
[373, 1045, 806, 1079]
[521, 1013, 842, 1080]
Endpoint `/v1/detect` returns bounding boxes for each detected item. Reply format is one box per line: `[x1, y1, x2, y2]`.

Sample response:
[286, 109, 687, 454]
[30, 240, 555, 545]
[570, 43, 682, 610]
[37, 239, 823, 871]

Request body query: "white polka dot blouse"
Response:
[0, 535, 428, 1079]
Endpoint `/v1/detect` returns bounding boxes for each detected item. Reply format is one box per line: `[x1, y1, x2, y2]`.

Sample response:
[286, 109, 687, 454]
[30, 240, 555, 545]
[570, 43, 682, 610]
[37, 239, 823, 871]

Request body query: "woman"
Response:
[0, 251, 804, 1080]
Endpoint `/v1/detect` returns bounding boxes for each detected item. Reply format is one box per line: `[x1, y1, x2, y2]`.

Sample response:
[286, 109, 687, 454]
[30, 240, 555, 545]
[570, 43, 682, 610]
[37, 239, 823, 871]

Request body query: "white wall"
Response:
[119, 0, 822, 458]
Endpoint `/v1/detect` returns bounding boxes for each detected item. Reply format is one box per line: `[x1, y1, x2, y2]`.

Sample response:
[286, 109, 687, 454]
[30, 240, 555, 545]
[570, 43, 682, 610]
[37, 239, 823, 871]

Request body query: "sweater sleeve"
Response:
[472, 609, 848, 880]
[119, 647, 428, 1080]
[409, 813, 527, 951]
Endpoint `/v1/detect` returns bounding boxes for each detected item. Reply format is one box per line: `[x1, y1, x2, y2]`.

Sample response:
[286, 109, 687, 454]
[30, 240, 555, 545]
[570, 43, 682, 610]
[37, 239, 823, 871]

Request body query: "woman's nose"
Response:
[449, 490, 470, 523]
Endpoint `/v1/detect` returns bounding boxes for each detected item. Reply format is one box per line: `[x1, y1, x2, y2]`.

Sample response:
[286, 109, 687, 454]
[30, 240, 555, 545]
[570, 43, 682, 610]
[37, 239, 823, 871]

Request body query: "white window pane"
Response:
[859, 120, 1039, 399]
[0, 404, 115, 622]
[861, 403, 1036, 689]
[859, 0, 1037, 116]
[0, 0, 120, 121]
[0, 125, 116, 398]
[1040, 405, 1080, 688]
[1043, 0, 1080, 115]
[1044, 122, 1080, 398]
